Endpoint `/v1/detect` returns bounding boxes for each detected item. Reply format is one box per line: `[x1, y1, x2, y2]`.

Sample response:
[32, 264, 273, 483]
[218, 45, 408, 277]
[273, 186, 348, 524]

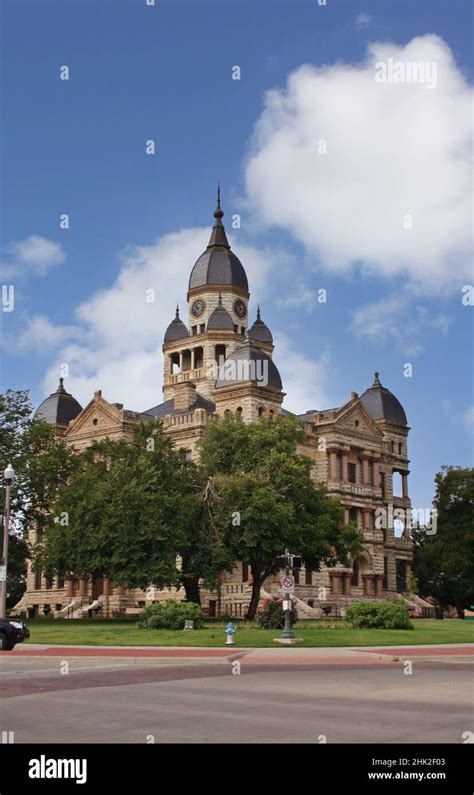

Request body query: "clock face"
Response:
[234, 299, 247, 319]
[191, 299, 205, 318]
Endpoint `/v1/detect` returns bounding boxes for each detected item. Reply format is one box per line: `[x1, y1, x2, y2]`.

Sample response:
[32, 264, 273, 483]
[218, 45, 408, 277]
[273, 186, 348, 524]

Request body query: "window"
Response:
[191, 325, 197, 336]
[92, 418, 98, 427]
[200, 324, 205, 334]
[355, 419, 359, 428]
[242, 562, 249, 582]
[55, 604, 62, 612]
[398, 442, 402, 455]
[305, 568, 312, 585]
[193, 347, 203, 369]
[351, 560, 360, 587]
[380, 472, 386, 497]
[233, 324, 239, 334]
[348, 463, 356, 483]
[294, 569, 300, 585]
[391, 441, 395, 453]
[236, 407, 243, 419]
[34, 569, 42, 590]
[258, 406, 265, 417]
[215, 344, 226, 365]
[396, 559, 406, 592]
[349, 507, 358, 524]
[240, 326, 246, 335]
[383, 557, 388, 589]
[57, 575, 65, 589]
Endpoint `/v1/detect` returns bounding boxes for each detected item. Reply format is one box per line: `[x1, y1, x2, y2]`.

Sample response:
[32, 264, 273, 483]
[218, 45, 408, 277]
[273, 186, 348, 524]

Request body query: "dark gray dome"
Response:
[215, 341, 282, 390]
[35, 379, 82, 427]
[360, 372, 407, 425]
[207, 294, 235, 330]
[249, 307, 273, 343]
[164, 307, 189, 343]
[188, 191, 248, 293]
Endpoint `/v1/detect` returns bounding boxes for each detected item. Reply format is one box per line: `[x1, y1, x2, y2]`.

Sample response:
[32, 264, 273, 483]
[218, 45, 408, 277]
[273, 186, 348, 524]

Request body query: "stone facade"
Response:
[15, 193, 414, 620]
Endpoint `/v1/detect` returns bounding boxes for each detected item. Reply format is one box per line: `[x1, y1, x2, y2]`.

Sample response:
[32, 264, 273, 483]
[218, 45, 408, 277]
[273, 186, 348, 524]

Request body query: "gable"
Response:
[65, 396, 124, 440]
[333, 400, 384, 439]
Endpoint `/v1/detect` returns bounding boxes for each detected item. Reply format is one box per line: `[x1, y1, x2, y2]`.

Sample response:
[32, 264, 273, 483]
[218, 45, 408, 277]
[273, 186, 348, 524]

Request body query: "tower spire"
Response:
[176, 303, 180, 319]
[208, 182, 230, 248]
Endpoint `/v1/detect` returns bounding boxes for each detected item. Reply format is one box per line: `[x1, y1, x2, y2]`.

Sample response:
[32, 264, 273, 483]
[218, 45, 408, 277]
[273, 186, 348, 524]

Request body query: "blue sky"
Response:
[1, 0, 473, 511]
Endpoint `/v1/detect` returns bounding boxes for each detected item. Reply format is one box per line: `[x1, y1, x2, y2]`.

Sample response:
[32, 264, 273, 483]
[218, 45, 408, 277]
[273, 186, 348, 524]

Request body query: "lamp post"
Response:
[0, 464, 14, 619]
[281, 548, 295, 641]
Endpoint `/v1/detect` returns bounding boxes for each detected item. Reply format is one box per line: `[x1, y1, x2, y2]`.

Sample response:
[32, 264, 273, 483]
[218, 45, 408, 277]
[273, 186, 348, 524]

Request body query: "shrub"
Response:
[137, 600, 204, 630]
[258, 598, 294, 629]
[345, 600, 413, 630]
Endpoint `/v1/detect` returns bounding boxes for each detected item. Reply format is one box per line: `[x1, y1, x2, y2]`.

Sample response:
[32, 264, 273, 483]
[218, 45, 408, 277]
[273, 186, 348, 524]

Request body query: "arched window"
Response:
[258, 406, 265, 417]
[224, 409, 232, 419]
[398, 442, 402, 455]
[351, 560, 360, 587]
[269, 409, 274, 419]
[236, 407, 243, 419]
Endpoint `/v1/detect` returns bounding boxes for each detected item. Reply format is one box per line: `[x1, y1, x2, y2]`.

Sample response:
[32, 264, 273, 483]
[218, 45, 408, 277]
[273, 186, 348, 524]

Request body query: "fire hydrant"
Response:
[225, 622, 236, 646]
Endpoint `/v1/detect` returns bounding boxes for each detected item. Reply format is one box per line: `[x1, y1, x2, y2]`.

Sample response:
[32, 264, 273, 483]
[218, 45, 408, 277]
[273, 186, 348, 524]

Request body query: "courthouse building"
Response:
[15, 192, 415, 619]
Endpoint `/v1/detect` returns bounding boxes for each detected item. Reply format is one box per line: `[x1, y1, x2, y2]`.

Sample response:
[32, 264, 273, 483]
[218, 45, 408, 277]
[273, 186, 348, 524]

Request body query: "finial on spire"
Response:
[373, 371, 381, 386]
[218, 292, 223, 307]
[257, 305, 261, 321]
[57, 377, 66, 393]
[214, 181, 224, 222]
[175, 304, 180, 319]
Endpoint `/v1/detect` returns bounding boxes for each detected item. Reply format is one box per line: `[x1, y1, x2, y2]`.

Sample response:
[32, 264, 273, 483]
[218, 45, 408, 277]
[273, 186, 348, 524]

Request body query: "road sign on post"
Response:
[281, 575, 295, 594]
[0, 566, 6, 582]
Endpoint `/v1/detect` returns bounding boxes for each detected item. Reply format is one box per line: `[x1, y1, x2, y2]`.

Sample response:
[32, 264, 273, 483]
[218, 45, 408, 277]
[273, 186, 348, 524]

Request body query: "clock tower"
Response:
[162, 186, 256, 402]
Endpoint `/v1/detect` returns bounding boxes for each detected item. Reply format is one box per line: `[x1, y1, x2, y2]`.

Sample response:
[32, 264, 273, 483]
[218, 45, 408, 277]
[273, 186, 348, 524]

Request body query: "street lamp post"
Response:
[0, 464, 15, 619]
[281, 548, 295, 641]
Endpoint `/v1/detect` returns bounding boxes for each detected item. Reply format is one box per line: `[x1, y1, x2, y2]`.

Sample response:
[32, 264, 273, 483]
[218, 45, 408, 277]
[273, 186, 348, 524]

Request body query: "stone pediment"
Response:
[66, 393, 125, 440]
[332, 401, 384, 438]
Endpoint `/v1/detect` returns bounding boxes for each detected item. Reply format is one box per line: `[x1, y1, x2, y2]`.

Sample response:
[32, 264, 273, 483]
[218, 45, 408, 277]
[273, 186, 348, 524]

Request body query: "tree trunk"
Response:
[183, 577, 201, 606]
[245, 572, 263, 621]
[455, 603, 465, 620]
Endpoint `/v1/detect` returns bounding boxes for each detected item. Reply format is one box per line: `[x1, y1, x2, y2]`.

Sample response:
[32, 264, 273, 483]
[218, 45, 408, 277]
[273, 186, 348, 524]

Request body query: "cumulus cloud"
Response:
[6, 315, 81, 353]
[350, 291, 451, 355]
[274, 333, 331, 414]
[38, 227, 293, 412]
[244, 35, 473, 289]
[0, 235, 65, 278]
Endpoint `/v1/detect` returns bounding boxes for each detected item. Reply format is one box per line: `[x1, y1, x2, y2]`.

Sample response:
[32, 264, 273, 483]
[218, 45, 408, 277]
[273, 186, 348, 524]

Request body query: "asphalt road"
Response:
[0, 655, 472, 744]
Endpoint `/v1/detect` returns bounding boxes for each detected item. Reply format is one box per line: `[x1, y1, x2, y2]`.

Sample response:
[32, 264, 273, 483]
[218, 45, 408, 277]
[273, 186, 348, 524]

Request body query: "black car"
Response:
[0, 618, 30, 651]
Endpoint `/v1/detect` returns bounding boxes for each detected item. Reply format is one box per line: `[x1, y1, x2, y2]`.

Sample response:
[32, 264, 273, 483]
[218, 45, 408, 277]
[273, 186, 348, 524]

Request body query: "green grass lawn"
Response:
[21, 618, 474, 648]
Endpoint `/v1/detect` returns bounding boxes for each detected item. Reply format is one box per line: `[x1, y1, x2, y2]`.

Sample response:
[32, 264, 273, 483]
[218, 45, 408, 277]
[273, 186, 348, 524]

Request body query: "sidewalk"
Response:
[10, 642, 473, 667]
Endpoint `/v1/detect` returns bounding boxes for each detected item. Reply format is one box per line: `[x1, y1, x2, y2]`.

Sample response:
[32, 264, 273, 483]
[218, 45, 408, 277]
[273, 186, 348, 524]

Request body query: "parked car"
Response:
[0, 618, 30, 651]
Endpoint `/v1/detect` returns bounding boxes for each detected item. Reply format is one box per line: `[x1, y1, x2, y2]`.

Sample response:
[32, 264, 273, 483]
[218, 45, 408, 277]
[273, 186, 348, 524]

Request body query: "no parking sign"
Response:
[281, 575, 295, 594]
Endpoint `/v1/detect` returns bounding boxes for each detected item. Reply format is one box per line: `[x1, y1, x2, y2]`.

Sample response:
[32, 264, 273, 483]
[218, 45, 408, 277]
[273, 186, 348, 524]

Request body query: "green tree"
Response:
[413, 466, 474, 619]
[0, 390, 75, 607]
[36, 421, 221, 603]
[199, 415, 362, 620]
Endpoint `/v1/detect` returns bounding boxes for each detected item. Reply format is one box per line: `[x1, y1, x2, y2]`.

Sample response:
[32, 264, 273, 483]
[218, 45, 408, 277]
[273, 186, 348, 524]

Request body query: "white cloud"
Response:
[355, 13, 374, 30]
[1, 235, 65, 278]
[39, 227, 281, 411]
[350, 291, 452, 355]
[275, 333, 331, 415]
[9, 315, 81, 353]
[244, 35, 473, 289]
